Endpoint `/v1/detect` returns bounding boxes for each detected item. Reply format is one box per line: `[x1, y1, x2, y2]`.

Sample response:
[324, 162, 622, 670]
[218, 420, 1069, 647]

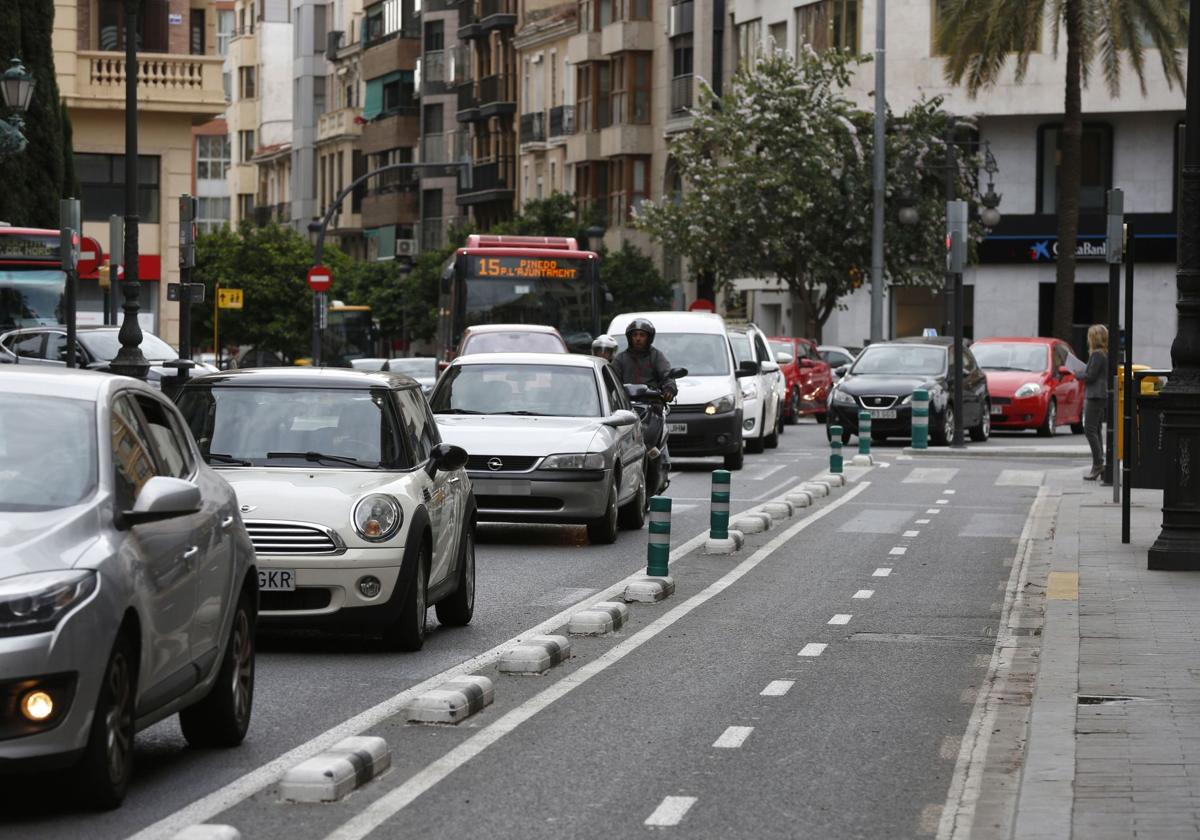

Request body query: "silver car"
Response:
[0, 368, 257, 809]
[429, 353, 646, 544]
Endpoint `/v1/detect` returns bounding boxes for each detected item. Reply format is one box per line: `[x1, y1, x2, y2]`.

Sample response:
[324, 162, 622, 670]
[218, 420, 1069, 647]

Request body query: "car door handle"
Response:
[221, 515, 235, 529]
[183, 546, 200, 564]
[448, 476, 461, 484]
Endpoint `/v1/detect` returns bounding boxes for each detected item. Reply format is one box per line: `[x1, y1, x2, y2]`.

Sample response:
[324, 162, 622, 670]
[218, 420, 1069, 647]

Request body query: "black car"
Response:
[825, 337, 990, 445]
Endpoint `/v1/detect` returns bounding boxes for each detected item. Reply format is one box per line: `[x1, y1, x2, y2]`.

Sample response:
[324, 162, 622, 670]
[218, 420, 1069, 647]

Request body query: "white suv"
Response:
[726, 324, 786, 453]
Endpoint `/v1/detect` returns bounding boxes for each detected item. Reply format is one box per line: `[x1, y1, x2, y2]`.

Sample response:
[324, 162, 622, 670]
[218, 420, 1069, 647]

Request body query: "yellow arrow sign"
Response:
[217, 288, 244, 309]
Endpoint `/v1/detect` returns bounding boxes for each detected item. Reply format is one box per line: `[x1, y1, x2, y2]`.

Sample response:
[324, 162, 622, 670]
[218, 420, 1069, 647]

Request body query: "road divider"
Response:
[404, 676, 494, 725]
[498, 636, 571, 675]
[567, 601, 629, 635]
[278, 736, 390, 803]
[801, 481, 829, 498]
[762, 501, 794, 521]
[704, 470, 740, 555]
[646, 496, 671, 576]
[731, 512, 771, 534]
[786, 490, 813, 508]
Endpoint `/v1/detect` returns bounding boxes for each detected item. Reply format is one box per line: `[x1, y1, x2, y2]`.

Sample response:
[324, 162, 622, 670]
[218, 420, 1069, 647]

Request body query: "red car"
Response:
[971, 337, 1085, 435]
[769, 336, 834, 424]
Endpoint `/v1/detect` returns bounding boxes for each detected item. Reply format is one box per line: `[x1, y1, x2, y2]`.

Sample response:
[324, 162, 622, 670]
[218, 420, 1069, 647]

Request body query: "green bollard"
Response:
[858, 410, 872, 456]
[709, 470, 730, 540]
[911, 388, 930, 450]
[647, 496, 672, 576]
[830, 426, 843, 473]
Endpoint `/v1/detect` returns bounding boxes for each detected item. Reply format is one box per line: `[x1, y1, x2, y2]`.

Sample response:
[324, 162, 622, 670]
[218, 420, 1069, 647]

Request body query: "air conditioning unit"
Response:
[396, 238, 418, 257]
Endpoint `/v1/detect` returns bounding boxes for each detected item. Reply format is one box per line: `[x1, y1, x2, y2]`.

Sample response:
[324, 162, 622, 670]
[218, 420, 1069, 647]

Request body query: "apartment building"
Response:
[192, 2, 234, 235]
[315, 0, 365, 260]
[727, 0, 1183, 365]
[418, 0, 469, 252]
[56, 0, 227, 343]
[513, 2, 573, 209]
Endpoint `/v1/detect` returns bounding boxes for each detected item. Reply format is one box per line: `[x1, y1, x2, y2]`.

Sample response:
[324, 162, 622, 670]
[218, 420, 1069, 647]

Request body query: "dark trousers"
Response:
[1084, 397, 1106, 471]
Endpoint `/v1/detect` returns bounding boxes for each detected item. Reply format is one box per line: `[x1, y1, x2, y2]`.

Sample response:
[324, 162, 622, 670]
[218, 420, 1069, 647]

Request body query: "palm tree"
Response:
[936, 0, 1187, 344]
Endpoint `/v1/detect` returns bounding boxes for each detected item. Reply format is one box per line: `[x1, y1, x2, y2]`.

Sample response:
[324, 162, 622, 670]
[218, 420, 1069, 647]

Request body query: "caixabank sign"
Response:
[978, 212, 1177, 264]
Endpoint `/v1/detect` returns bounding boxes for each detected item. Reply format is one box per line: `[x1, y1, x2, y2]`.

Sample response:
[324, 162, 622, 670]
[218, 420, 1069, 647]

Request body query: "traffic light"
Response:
[946, 200, 967, 274]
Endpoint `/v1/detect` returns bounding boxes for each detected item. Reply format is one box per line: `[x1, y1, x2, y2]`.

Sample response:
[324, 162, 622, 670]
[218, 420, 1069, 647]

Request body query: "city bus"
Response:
[323, 303, 383, 366]
[0, 227, 66, 330]
[437, 234, 601, 361]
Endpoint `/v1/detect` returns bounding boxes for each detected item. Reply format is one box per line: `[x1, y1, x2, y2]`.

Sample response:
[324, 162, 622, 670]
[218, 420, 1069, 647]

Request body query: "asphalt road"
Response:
[4, 418, 1085, 839]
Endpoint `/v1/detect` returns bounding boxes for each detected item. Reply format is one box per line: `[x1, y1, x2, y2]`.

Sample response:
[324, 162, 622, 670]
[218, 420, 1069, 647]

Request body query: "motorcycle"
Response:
[624, 367, 687, 498]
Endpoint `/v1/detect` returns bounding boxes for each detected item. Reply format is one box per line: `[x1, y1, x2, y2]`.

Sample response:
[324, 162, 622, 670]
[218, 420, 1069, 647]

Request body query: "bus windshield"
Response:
[0, 269, 66, 329]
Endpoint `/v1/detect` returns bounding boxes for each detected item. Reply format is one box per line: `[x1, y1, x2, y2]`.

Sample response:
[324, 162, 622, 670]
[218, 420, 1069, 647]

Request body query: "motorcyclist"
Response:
[591, 334, 618, 363]
[613, 318, 677, 400]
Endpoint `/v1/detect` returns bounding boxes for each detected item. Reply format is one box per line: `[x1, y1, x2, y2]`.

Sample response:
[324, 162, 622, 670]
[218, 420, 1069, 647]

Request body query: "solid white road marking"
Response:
[713, 726, 754, 748]
[645, 796, 698, 827]
[761, 680, 795, 696]
[889, 546, 907, 556]
[873, 568, 892, 577]
[853, 589, 874, 599]
[828, 614, 852, 625]
[798, 643, 828, 657]
[916, 519, 931, 524]
[903, 530, 920, 537]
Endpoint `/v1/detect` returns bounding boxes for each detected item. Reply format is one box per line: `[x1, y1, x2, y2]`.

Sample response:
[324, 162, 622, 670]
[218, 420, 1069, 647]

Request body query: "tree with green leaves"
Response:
[600, 241, 674, 322]
[635, 48, 981, 339]
[936, 0, 1187, 343]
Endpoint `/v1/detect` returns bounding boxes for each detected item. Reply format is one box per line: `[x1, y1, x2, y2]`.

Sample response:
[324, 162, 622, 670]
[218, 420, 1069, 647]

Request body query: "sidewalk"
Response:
[1016, 474, 1200, 838]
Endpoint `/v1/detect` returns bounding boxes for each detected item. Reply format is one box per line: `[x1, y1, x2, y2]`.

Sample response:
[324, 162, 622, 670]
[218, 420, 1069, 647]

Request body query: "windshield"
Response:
[386, 358, 438, 377]
[769, 340, 792, 357]
[80, 331, 179, 363]
[851, 345, 946, 377]
[0, 396, 96, 511]
[728, 333, 753, 365]
[0, 269, 67, 330]
[617, 332, 731, 377]
[462, 331, 566, 354]
[462, 265, 595, 354]
[177, 386, 402, 468]
[431, 363, 601, 417]
[972, 342, 1049, 373]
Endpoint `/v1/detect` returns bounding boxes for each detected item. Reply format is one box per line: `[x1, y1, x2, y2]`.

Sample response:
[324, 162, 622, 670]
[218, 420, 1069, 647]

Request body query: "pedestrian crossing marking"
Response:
[903, 468, 960, 484]
[995, 469, 1045, 487]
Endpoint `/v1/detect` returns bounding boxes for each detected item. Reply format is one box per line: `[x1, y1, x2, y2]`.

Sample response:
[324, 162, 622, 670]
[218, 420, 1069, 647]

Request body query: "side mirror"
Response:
[834, 364, 849, 377]
[760, 360, 780, 373]
[427, 442, 468, 476]
[775, 352, 794, 366]
[667, 367, 688, 379]
[603, 409, 639, 428]
[736, 360, 760, 378]
[121, 476, 201, 528]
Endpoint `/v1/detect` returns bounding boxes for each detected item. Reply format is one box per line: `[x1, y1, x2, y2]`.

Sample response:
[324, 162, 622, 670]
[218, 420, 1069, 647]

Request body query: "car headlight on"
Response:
[0, 571, 97, 636]
[741, 379, 759, 399]
[1015, 382, 1043, 399]
[832, 389, 856, 406]
[705, 394, 735, 415]
[541, 453, 606, 470]
[354, 494, 402, 542]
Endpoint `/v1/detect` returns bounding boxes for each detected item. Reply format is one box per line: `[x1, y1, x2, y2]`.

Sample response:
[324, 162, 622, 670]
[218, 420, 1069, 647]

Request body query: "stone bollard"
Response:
[911, 388, 929, 450]
[830, 425, 844, 474]
[646, 496, 671, 576]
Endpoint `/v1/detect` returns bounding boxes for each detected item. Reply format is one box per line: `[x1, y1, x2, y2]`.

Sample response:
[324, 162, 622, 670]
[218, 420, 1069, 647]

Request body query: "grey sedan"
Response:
[0, 368, 257, 809]
[429, 353, 646, 544]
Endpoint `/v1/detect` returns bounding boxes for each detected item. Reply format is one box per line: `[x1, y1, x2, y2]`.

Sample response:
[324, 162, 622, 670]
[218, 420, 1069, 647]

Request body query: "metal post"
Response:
[942, 129, 955, 336]
[60, 198, 80, 369]
[869, 0, 886, 343]
[1122, 233, 1135, 543]
[1105, 189, 1124, 487]
[178, 195, 197, 361]
[911, 388, 930, 449]
[107, 215, 123, 326]
[709, 470, 730, 540]
[858, 410, 872, 456]
[647, 496, 672, 577]
[953, 269, 965, 447]
[829, 427, 844, 473]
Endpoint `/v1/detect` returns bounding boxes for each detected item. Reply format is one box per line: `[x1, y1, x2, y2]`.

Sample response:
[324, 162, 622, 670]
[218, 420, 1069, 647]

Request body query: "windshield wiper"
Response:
[265, 451, 374, 468]
[495, 410, 547, 416]
[206, 452, 252, 466]
[437, 408, 485, 414]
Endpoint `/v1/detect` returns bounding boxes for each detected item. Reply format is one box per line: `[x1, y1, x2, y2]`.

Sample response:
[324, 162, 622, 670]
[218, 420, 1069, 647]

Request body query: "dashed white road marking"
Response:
[828, 614, 852, 625]
[903, 530, 920, 538]
[889, 546, 907, 556]
[927, 508, 942, 514]
[761, 680, 794, 697]
[936, 499, 950, 505]
[903, 468, 959, 484]
[916, 519, 931, 524]
[645, 796, 698, 826]
[873, 568, 892, 577]
[943, 489, 956, 495]
[799, 643, 828, 657]
[853, 589, 874, 599]
[712, 726, 754, 748]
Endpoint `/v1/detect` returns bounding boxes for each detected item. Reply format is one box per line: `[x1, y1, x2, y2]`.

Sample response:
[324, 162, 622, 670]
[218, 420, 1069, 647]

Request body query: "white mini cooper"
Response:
[177, 368, 475, 651]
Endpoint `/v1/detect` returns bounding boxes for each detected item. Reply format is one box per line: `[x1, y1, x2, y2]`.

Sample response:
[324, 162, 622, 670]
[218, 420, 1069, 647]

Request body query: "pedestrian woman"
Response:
[1083, 324, 1108, 481]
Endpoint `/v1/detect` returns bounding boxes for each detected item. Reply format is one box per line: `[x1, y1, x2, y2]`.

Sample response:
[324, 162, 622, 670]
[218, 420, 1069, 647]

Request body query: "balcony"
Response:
[479, 0, 517, 31]
[520, 111, 546, 145]
[361, 111, 419, 155]
[317, 107, 364, 144]
[601, 19, 655, 54]
[70, 52, 226, 117]
[362, 182, 419, 229]
[457, 157, 515, 206]
[252, 202, 291, 226]
[549, 105, 576, 139]
[421, 132, 449, 163]
[456, 82, 479, 121]
[668, 1, 694, 37]
[448, 46, 473, 85]
[670, 74, 693, 115]
[477, 74, 515, 117]
[457, 3, 481, 39]
[422, 50, 447, 93]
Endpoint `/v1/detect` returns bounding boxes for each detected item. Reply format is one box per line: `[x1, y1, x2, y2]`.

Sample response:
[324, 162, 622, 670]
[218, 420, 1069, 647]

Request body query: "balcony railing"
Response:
[252, 202, 291, 226]
[421, 132, 448, 163]
[670, 74, 693, 115]
[549, 104, 576, 137]
[520, 111, 546, 143]
[449, 46, 473, 84]
[317, 107, 363, 143]
[457, 82, 477, 113]
[462, 157, 513, 194]
[481, 0, 516, 18]
[423, 50, 446, 87]
[477, 74, 513, 107]
[75, 51, 225, 113]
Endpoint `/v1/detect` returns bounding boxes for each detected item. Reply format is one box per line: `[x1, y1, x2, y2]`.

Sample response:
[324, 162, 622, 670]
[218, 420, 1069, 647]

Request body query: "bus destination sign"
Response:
[469, 255, 583, 281]
[0, 232, 61, 262]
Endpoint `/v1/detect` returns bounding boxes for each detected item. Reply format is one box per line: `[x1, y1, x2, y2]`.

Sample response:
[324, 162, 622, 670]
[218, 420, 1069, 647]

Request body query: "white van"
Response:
[607, 311, 753, 470]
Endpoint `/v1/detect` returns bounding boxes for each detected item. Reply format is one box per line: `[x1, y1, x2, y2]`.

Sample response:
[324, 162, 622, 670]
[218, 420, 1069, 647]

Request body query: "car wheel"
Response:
[933, 406, 953, 446]
[435, 526, 475, 627]
[587, 475, 620, 545]
[75, 632, 136, 810]
[970, 401, 991, 442]
[764, 417, 780, 449]
[723, 441, 744, 470]
[180, 585, 255, 748]
[1070, 421, 1084, 434]
[746, 413, 765, 453]
[618, 470, 648, 530]
[384, 547, 428, 651]
[1038, 399, 1057, 437]
[785, 389, 800, 425]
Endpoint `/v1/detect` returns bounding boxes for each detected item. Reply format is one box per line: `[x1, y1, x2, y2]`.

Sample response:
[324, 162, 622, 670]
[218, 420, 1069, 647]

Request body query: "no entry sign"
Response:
[307, 264, 332, 292]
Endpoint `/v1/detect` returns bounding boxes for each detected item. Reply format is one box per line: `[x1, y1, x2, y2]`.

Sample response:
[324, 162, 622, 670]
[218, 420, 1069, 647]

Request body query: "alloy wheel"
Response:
[230, 609, 253, 726]
[104, 649, 134, 786]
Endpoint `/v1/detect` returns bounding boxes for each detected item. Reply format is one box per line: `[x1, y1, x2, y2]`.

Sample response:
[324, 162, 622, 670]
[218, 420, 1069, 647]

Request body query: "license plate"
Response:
[666, 423, 688, 435]
[258, 569, 295, 592]
[991, 406, 1005, 415]
[870, 409, 897, 419]
[472, 479, 531, 495]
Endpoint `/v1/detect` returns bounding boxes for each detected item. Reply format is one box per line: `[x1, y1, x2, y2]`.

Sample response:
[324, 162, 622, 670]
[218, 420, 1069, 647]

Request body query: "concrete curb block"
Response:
[801, 482, 829, 498]
[820, 473, 846, 487]
[567, 601, 629, 635]
[623, 575, 675, 603]
[786, 491, 812, 508]
[703, 536, 739, 555]
[404, 676, 495, 724]
[901, 446, 1089, 459]
[172, 827, 241, 840]
[851, 454, 874, 466]
[279, 736, 391, 803]
[498, 635, 571, 674]
[762, 501, 794, 520]
[731, 512, 770, 533]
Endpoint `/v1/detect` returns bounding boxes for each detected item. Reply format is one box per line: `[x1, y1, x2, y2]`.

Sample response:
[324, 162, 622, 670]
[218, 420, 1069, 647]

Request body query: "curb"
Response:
[623, 575, 675, 603]
[801, 481, 829, 498]
[567, 601, 630, 635]
[404, 676, 495, 724]
[172, 827, 241, 840]
[785, 490, 812, 508]
[902, 445, 1089, 459]
[498, 635, 571, 675]
[279, 736, 391, 803]
[731, 512, 771, 533]
[762, 501, 794, 521]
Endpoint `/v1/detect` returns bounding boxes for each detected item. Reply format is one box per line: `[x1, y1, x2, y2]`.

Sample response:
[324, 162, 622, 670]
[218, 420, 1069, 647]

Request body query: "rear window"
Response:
[461, 332, 566, 354]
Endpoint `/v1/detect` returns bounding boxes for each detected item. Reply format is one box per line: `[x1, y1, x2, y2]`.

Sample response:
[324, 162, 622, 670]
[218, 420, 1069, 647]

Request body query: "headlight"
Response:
[832, 389, 856, 406]
[705, 394, 735, 415]
[541, 453, 606, 470]
[0, 571, 97, 636]
[741, 379, 759, 399]
[353, 494, 402, 542]
[898, 394, 912, 406]
[1014, 382, 1043, 399]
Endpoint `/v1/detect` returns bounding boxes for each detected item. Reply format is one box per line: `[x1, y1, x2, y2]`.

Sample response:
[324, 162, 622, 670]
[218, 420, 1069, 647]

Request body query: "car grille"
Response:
[466, 455, 540, 472]
[859, 395, 898, 409]
[475, 495, 562, 510]
[261, 588, 333, 611]
[991, 397, 1012, 406]
[672, 404, 707, 414]
[243, 520, 345, 555]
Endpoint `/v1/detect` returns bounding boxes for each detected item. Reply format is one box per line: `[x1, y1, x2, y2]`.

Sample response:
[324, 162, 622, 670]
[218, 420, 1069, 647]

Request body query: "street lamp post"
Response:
[1148, 0, 1200, 570]
[868, 0, 886, 344]
[0, 58, 35, 158]
[108, 0, 150, 380]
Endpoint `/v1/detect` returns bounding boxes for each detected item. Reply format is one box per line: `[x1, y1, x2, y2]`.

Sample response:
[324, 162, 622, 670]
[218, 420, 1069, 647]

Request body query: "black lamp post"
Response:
[0, 58, 34, 158]
[1147, 3, 1200, 570]
[108, 0, 149, 379]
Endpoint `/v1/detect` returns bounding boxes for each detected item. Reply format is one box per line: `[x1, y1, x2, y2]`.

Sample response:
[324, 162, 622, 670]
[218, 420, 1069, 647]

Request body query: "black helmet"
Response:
[625, 318, 656, 345]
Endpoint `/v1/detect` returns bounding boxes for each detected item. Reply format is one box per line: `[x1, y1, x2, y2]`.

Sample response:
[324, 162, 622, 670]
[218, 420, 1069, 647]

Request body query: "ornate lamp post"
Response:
[0, 58, 35, 158]
[1147, 3, 1200, 570]
[108, 0, 150, 379]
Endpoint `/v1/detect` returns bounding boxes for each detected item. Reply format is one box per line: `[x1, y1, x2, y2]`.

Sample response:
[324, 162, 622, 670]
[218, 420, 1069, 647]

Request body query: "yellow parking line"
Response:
[1047, 572, 1079, 600]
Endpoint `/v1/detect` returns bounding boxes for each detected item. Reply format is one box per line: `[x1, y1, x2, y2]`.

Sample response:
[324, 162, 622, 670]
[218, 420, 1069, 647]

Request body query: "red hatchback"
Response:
[971, 337, 1085, 435]
[769, 336, 834, 423]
